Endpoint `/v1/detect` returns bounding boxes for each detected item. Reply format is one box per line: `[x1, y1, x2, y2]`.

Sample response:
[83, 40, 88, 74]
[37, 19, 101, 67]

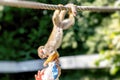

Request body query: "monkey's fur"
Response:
[38, 4, 76, 59]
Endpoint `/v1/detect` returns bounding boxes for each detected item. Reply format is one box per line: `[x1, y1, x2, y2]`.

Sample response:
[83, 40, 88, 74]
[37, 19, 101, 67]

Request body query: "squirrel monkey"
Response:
[38, 4, 77, 59]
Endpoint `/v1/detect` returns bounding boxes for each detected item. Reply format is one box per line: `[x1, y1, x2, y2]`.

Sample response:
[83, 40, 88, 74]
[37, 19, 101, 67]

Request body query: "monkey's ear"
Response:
[38, 46, 44, 53]
[38, 46, 46, 59]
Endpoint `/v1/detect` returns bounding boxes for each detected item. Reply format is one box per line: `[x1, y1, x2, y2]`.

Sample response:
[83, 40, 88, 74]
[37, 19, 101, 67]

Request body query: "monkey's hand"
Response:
[65, 3, 77, 16]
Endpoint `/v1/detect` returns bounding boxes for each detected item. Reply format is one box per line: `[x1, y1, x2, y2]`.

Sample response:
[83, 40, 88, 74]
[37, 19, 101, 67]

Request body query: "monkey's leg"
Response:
[59, 10, 67, 22]
[52, 10, 60, 27]
[61, 14, 75, 30]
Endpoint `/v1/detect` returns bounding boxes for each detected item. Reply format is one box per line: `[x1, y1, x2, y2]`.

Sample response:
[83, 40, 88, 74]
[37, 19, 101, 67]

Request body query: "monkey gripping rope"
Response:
[1, 0, 120, 79]
[0, 0, 120, 12]
[35, 51, 61, 80]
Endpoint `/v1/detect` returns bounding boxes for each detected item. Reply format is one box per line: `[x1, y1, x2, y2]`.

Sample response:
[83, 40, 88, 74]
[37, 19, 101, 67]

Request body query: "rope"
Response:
[0, 0, 120, 12]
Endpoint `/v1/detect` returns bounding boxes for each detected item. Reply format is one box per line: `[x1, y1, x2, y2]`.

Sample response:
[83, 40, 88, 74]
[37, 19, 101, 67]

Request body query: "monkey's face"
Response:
[38, 46, 48, 59]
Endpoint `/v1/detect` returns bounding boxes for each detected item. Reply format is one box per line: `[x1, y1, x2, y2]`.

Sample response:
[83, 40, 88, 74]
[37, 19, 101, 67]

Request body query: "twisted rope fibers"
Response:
[0, 0, 120, 12]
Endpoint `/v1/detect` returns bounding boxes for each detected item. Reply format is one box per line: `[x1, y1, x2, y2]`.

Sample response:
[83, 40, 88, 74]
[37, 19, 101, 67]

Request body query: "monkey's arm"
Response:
[60, 4, 77, 30]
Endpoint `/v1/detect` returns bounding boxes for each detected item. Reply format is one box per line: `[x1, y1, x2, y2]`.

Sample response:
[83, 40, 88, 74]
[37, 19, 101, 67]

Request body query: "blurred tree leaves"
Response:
[95, 12, 120, 75]
[0, 0, 120, 75]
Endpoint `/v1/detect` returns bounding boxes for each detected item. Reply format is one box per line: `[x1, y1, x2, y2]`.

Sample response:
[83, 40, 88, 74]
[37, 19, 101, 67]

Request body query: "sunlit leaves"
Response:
[96, 12, 120, 75]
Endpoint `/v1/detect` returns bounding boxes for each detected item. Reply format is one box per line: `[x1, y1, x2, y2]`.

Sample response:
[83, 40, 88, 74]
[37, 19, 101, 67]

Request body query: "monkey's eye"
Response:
[50, 50, 54, 54]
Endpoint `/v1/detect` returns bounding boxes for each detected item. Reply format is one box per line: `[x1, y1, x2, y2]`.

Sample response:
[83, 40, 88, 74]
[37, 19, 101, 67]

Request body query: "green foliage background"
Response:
[0, 0, 120, 80]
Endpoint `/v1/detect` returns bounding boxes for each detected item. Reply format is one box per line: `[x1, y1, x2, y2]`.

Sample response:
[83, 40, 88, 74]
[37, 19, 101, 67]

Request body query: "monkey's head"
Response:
[38, 46, 48, 59]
